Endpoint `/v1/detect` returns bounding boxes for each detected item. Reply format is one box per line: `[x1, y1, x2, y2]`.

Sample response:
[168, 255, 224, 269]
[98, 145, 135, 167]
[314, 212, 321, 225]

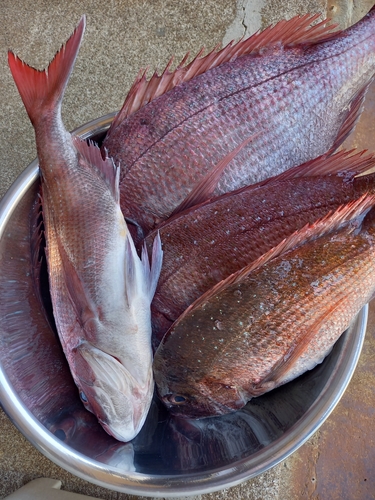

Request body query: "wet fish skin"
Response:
[147, 151, 375, 348]
[153, 200, 375, 419]
[8, 17, 162, 442]
[104, 7, 375, 236]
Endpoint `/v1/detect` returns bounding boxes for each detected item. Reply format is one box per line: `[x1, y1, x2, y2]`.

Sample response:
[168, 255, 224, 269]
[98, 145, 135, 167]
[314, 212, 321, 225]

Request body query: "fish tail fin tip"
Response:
[8, 15, 86, 124]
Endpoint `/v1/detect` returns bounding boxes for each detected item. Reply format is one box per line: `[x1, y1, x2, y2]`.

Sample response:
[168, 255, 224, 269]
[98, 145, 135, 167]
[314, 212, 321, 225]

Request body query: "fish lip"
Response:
[161, 393, 236, 419]
[98, 419, 129, 442]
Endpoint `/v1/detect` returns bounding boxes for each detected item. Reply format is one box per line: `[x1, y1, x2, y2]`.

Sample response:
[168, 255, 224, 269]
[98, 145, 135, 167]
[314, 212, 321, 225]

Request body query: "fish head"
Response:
[155, 364, 248, 418]
[72, 341, 153, 442]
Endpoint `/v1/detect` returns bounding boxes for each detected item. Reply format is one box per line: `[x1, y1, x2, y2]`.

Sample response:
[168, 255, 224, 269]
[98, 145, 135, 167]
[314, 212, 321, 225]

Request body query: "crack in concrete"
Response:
[241, 0, 248, 34]
[222, 0, 247, 46]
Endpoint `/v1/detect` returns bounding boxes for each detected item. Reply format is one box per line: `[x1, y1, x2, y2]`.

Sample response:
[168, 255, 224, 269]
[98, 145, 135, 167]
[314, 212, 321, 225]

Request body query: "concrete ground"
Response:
[1, 1, 375, 498]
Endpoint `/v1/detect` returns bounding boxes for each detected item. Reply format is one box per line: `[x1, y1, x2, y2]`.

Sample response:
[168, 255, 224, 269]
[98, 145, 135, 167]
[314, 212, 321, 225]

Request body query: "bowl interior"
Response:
[0, 115, 367, 497]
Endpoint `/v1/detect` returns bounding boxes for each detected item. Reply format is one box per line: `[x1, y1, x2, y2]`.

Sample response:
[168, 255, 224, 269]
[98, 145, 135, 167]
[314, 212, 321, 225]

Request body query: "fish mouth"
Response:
[160, 393, 236, 419]
[98, 419, 131, 442]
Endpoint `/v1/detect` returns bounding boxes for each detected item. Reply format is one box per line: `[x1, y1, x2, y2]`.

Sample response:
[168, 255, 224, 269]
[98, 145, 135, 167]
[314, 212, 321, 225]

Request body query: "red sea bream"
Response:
[103, 7, 375, 236]
[8, 17, 163, 442]
[153, 197, 375, 418]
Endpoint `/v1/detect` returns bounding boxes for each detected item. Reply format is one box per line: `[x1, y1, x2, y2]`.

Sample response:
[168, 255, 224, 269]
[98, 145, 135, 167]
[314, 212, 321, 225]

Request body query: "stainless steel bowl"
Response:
[0, 114, 368, 497]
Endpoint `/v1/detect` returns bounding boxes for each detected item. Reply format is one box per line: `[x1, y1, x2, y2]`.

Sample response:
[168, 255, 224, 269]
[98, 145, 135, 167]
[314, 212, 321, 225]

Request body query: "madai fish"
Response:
[147, 149, 375, 348]
[153, 195, 375, 418]
[8, 17, 163, 442]
[103, 7, 375, 237]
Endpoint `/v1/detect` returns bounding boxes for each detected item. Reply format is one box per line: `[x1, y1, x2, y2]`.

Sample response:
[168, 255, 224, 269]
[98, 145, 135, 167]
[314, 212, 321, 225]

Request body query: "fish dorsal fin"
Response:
[329, 79, 374, 153]
[73, 137, 120, 204]
[260, 148, 375, 185]
[8, 16, 86, 125]
[171, 133, 258, 215]
[171, 194, 375, 327]
[108, 13, 339, 134]
[153, 148, 375, 232]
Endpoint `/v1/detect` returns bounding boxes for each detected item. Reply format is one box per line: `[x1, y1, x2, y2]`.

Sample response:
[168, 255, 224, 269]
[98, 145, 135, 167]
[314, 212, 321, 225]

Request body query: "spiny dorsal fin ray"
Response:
[29, 190, 45, 308]
[170, 194, 375, 329]
[258, 148, 375, 185]
[108, 13, 339, 134]
[73, 137, 120, 204]
[8, 16, 86, 125]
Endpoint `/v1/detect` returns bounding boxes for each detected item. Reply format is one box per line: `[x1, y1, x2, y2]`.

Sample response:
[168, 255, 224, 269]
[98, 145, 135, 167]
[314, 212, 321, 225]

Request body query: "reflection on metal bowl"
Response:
[0, 114, 368, 497]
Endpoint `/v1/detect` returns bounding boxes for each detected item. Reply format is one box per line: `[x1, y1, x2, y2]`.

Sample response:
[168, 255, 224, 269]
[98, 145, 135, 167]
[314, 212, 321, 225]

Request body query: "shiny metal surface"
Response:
[0, 114, 368, 497]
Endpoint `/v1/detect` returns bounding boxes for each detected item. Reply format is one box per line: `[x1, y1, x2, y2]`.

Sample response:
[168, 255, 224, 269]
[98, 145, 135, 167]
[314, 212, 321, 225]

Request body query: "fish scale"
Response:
[104, 7, 375, 236]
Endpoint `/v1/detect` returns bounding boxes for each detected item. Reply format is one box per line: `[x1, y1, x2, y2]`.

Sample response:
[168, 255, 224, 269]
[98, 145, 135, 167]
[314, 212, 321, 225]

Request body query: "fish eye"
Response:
[79, 391, 88, 403]
[167, 394, 187, 405]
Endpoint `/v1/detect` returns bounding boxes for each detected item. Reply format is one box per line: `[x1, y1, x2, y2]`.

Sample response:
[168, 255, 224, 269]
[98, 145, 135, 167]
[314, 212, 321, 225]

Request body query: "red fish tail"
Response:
[8, 16, 86, 126]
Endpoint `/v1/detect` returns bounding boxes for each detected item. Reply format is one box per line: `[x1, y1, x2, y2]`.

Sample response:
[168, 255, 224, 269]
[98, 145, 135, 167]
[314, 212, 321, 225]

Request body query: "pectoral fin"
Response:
[55, 234, 99, 341]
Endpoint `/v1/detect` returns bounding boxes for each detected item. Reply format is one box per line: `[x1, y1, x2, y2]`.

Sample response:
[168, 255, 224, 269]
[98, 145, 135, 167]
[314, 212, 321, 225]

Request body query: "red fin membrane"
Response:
[8, 16, 86, 125]
[172, 194, 375, 328]
[329, 79, 374, 153]
[107, 13, 339, 135]
[29, 191, 45, 309]
[73, 137, 120, 204]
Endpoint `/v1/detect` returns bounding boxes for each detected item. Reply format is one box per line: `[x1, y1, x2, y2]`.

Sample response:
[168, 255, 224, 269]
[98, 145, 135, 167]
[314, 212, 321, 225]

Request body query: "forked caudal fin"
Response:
[8, 16, 86, 125]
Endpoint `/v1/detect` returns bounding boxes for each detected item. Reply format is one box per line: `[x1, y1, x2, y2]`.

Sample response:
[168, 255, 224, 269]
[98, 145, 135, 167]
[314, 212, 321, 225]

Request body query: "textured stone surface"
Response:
[1, 1, 375, 499]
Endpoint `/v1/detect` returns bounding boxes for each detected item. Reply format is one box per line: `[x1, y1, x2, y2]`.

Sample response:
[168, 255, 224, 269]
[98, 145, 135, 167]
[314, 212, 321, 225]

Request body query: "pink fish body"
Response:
[8, 17, 162, 442]
[104, 7, 375, 236]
